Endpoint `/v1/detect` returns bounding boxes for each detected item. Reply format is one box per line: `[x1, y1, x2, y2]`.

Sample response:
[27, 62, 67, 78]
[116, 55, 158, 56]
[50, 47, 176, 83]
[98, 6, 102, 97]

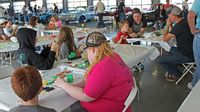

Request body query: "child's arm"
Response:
[117, 35, 125, 44]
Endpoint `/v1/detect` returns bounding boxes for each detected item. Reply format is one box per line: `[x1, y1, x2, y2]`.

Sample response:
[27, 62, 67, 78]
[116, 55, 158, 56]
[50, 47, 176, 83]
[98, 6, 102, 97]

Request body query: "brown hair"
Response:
[29, 16, 38, 27]
[11, 66, 42, 102]
[119, 20, 129, 29]
[84, 42, 113, 78]
[58, 26, 77, 52]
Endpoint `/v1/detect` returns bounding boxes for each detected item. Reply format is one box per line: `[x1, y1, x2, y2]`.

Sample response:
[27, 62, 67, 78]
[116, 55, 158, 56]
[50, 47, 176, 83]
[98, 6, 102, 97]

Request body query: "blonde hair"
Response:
[84, 42, 113, 78]
[119, 20, 129, 30]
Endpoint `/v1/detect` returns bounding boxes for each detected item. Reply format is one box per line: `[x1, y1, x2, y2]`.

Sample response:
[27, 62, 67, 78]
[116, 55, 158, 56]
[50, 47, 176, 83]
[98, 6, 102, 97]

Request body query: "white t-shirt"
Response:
[182, 1, 189, 10]
[95, 1, 105, 13]
[3, 28, 12, 37]
[27, 24, 45, 37]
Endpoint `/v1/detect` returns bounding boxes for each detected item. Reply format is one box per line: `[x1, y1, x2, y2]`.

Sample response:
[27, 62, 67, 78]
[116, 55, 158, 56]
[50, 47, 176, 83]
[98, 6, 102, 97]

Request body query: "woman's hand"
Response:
[54, 77, 67, 89]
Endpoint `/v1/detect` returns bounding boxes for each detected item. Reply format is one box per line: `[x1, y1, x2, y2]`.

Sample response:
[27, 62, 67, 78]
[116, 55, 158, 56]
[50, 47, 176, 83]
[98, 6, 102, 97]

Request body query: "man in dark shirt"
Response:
[118, 0, 125, 21]
[126, 8, 147, 38]
[157, 7, 194, 82]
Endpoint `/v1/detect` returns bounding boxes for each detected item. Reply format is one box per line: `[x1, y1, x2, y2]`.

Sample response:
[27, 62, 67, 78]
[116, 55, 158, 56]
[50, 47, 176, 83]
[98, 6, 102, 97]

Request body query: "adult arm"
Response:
[163, 18, 176, 42]
[55, 78, 95, 102]
[188, 11, 200, 34]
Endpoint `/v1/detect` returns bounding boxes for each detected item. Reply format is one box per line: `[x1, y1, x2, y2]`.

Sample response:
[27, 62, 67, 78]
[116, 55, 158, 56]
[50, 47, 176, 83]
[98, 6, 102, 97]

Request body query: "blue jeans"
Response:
[191, 32, 200, 86]
[119, 12, 125, 21]
[156, 47, 194, 77]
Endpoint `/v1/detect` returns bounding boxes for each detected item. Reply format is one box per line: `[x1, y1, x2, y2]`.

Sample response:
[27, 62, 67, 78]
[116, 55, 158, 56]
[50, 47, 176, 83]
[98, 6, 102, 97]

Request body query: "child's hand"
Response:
[54, 77, 66, 89]
[120, 35, 124, 40]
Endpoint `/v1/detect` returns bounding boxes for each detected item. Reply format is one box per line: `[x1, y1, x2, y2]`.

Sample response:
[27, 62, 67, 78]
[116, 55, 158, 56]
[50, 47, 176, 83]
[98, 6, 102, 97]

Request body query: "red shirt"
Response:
[81, 53, 134, 112]
[164, 3, 172, 10]
[115, 31, 129, 44]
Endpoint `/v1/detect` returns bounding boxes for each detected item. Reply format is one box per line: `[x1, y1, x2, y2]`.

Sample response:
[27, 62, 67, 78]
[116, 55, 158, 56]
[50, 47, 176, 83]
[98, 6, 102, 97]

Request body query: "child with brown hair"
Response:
[9, 66, 56, 112]
[56, 26, 78, 60]
[115, 20, 129, 44]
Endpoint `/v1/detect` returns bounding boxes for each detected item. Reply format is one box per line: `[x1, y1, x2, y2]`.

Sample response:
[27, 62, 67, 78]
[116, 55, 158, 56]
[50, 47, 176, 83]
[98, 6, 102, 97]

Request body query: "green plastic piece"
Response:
[67, 74, 73, 83]
[47, 79, 55, 85]
[52, 76, 58, 79]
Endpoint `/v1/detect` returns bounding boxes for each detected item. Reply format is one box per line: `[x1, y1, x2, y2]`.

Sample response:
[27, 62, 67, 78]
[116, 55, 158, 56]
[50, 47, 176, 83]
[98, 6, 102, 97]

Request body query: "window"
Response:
[46, 0, 63, 11]
[93, 0, 117, 11]
[125, 0, 151, 10]
[68, 0, 87, 10]
[161, 0, 194, 9]
[13, 1, 25, 13]
[31, 0, 43, 7]
[0, 3, 10, 10]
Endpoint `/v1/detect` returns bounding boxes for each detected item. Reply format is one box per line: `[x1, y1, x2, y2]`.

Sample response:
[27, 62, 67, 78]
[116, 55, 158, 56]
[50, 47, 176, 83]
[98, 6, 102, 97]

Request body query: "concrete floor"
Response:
[131, 59, 191, 112]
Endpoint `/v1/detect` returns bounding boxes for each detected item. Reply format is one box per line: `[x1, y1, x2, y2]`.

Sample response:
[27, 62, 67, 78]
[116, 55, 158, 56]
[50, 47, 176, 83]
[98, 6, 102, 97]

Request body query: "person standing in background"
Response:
[164, 0, 172, 10]
[8, 5, 15, 23]
[53, 3, 58, 13]
[95, 0, 105, 28]
[41, 5, 47, 13]
[118, 0, 126, 21]
[182, 0, 189, 19]
[26, 4, 33, 23]
[34, 5, 38, 16]
[22, 5, 27, 23]
[187, 0, 200, 89]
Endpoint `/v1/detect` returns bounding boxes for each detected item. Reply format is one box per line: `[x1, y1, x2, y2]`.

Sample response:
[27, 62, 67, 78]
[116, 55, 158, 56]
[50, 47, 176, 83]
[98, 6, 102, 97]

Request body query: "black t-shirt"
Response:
[118, 2, 125, 13]
[170, 19, 194, 59]
[126, 15, 147, 33]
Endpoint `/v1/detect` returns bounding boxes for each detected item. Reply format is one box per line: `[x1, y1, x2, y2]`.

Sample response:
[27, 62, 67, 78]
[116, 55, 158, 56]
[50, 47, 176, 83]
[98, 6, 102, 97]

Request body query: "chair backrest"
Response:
[0, 65, 15, 79]
[122, 76, 138, 112]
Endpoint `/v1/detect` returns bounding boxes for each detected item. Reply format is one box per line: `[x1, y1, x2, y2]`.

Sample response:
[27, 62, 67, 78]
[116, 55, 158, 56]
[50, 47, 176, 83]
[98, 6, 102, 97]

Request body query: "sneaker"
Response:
[187, 82, 193, 89]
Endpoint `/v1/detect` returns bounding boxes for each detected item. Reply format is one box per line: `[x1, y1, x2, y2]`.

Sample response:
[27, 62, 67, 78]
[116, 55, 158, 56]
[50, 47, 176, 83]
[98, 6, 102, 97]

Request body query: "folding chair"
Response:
[122, 76, 139, 112]
[176, 62, 195, 84]
[0, 65, 15, 79]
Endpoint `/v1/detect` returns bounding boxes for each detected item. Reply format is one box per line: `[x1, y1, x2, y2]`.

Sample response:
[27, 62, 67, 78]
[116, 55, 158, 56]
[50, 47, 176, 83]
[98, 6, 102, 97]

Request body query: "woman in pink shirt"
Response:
[55, 32, 134, 112]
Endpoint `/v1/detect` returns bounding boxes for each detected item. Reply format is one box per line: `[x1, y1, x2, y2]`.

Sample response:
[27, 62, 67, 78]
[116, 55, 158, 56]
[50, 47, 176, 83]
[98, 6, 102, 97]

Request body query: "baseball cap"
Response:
[0, 19, 8, 25]
[171, 6, 182, 16]
[84, 32, 107, 50]
[166, 6, 173, 14]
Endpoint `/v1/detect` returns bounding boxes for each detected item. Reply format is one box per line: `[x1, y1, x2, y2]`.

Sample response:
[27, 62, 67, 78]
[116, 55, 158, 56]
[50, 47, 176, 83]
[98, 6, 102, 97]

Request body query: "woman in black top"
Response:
[155, 4, 167, 30]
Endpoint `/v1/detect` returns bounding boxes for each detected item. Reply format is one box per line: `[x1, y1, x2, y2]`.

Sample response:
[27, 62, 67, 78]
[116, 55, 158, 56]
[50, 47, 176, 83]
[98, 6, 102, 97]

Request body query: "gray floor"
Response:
[131, 59, 191, 112]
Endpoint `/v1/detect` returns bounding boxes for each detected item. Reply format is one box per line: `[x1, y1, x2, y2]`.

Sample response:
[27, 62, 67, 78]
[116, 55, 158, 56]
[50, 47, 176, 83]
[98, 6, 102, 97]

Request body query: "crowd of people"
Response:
[0, 0, 199, 112]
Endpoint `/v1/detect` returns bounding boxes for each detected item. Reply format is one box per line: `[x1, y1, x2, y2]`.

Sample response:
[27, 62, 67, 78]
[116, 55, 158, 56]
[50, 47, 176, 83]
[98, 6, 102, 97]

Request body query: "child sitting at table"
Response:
[115, 20, 129, 44]
[3, 20, 18, 38]
[9, 66, 56, 112]
[48, 15, 62, 30]
[56, 26, 78, 60]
